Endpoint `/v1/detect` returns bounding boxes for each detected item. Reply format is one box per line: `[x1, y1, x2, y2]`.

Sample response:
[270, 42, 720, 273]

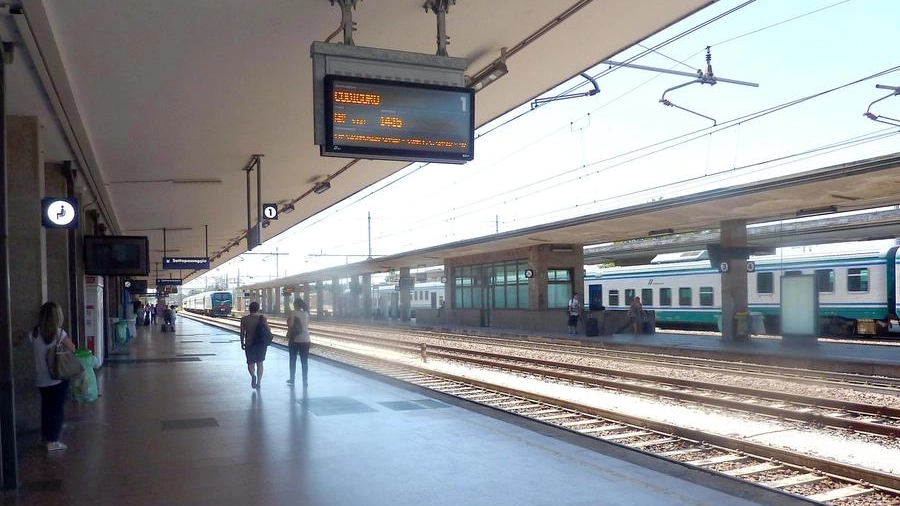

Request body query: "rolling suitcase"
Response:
[585, 317, 599, 337]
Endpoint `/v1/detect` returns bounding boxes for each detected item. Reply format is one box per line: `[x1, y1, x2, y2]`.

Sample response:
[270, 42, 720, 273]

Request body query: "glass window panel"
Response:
[609, 290, 619, 306]
[641, 288, 653, 306]
[547, 283, 570, 308]
[518, 285, 529, 308]
[624, 289, 635, 305]
[699, 286, 714, 306]
[473, 288, 483, 308]
[679, 287, 692, 306]
[506, 286, 517, 308]
[493, 286, 506, 309]
[757, 272, 773, 294]
[815, 269, 834, 293]
[660, 288, 672, 306]
[847, 268, 869, 292]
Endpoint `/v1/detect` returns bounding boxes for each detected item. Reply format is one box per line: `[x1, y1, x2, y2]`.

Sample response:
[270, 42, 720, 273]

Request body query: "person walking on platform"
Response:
[286, 298, 311, 387]
[628, 296, 643, 335]
[29, 301, 76, 452]
[567, 292, 581, 335]
[240, 301, 269, 389]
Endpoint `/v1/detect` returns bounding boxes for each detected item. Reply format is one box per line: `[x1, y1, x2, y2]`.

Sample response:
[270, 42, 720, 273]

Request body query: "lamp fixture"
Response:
[261, 219, 271, 229]
[795, 205, 837, 217]
[648, 228, 675, 237]
[468, 48, 508, 92]
[109, 178, 222, 185]
[313, 181, 331, 194]
[282, 203, 295, 214]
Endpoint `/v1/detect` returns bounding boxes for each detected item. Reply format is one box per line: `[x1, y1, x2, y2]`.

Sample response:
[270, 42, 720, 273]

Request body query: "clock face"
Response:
[525, 269, 534, 278]
[44, 199, 77, 227]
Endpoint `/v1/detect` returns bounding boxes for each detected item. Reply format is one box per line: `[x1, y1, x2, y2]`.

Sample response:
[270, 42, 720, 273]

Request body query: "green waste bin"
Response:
[72, 349, 98, 402]
[115, 320, 128, 343]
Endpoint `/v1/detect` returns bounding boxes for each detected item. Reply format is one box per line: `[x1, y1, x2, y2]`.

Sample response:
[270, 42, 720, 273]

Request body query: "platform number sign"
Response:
[262, 204, 278, 220]
[41, 197, 79, 229]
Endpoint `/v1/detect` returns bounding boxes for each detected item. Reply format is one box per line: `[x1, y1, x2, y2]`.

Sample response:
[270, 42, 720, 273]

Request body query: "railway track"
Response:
[185, 313, 900, 504]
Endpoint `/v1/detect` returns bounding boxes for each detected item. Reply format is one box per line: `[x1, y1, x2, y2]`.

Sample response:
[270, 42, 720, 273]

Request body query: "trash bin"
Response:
[115, 320, 129, 343]
[126, 320, 136, 341]
[72, 349, 98, 402]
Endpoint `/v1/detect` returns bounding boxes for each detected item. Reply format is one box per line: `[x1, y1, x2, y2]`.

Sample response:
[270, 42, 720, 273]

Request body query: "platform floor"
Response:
[1, 317, 817, 506]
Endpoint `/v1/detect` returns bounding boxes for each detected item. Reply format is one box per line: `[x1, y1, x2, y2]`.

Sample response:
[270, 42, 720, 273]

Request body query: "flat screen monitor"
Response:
[322, 75, 475, 164]
[84, 236, 150, 276]
[125, 279, 148, 294]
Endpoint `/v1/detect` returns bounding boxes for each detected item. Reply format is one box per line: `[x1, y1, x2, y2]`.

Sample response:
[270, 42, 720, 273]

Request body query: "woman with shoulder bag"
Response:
[286, 298, 311, 387]
[29, 301, 76, 452]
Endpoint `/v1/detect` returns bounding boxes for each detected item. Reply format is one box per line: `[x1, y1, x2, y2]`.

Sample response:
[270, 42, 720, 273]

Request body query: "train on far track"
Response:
[182, 290, 234, 317]
[585, 243, 900, 337]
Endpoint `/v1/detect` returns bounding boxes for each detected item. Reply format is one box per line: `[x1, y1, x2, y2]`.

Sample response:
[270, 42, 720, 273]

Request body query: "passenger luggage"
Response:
[585, 317, 600, 337]
[143, 312, 151, 326]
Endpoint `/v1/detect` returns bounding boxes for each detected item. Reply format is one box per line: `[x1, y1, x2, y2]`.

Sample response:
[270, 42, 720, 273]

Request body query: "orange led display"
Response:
[334, 91, 381, 106]
[379, 116, 404, 128]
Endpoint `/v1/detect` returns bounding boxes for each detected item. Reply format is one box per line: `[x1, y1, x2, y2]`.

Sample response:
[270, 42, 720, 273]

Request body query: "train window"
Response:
[609, 290, 619, 306]
[699, 287, 714, 306]
[757, 272, 774, 294]
[660, 288, 672, 306]
[815, 269, 834, 292]
[679, 287, 692, 306]
[641, 288, 653, 306]
[624, 289, 636, 305]
[784, 270, 802, 276]
[847, 268, 869, 292]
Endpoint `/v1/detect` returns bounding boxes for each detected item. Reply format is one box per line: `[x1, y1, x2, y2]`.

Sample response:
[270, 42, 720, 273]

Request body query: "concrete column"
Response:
[315, 282, 324, 317]
[44, 163, 70, 340]
[720, 219, 749, 342]
[272, 286, 281, 315]
[331, 278, 339, 316]
[399, 267, 411, 321]
[8, 116, 45, 441]
[529, 245, 549, 310]
[362, 273, 371, 318]
[301, 284, 310, 305]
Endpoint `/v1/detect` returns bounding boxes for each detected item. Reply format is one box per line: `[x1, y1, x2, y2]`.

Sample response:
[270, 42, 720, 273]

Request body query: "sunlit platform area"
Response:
[4, 317, 816, 506]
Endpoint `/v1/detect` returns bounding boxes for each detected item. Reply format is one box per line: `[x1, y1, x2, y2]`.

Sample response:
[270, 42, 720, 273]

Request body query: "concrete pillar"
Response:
[44, 164, 71, 340]
[529, 245, 549, 310]
[272, 286, 281, 315]
[331, 278, 339, 316]
[362, 273, 371, 318]
[720, 219, 749, 342]
[8, 116, 45, 439]
[399, 267, 411, 321]
[316, 282, 324, 317]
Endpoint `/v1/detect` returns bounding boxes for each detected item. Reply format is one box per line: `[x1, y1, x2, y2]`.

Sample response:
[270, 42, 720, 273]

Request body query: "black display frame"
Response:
[83, 235, 150, 276]
[322, 74, 475, 164]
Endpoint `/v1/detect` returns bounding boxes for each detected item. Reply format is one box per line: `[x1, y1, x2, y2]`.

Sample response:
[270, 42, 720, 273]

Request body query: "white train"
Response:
[182, 290, 234, 317]
[372, 281, 444, 318]
[585, 244, 900, 337]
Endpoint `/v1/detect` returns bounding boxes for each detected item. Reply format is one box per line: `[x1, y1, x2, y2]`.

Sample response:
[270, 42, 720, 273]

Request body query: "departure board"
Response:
[322, 75, 474, 164]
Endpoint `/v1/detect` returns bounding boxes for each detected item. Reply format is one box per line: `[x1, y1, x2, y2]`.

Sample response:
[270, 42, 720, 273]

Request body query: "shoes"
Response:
[46, 441, 67, 452]
[251, 375, 257, 389]
[286, 379, 294, 385]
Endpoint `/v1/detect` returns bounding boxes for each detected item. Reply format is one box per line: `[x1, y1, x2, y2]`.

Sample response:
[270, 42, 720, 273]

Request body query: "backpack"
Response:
[286, 313, 302, 339]
[256, 316, 273, 346]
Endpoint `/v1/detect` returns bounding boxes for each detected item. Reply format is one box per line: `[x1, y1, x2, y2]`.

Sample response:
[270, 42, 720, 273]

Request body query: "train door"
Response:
[587, 283, 603, 311]
[430, 291, 437, 309]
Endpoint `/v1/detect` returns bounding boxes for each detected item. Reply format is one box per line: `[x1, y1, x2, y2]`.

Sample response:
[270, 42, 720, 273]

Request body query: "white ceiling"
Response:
[5, 0, 714, 282]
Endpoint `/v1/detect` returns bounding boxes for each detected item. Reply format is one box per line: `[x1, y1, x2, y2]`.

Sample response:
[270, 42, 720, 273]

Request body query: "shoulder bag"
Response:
[256, 316, 273, 347]
[46, 331, 84, 380]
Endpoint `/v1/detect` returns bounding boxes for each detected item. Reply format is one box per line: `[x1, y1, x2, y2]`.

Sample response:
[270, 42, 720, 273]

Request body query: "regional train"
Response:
[585, 244, 900, 337]
[372, 281, 444, 318]
[182, 290, 234, 317]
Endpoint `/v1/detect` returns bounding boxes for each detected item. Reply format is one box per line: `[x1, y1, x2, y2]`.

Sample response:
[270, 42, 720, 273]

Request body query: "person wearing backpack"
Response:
[286, 298, 311, 387]
[29, 301, 76, 452]
[240, 301, 270, 389]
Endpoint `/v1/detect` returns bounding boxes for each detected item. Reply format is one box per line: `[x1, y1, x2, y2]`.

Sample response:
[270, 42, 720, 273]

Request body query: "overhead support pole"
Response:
[163, 227, 167, 257]
[424, 0, 455, 57]
[329, 0, 360, 46]
[204, 224, 208, 260]
[242, 155, 262, 250]
[531, 72, 600, 109]
[864, 84, 900, 127]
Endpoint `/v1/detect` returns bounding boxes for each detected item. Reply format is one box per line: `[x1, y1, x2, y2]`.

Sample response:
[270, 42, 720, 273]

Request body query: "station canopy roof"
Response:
[4, 0, 715, 284]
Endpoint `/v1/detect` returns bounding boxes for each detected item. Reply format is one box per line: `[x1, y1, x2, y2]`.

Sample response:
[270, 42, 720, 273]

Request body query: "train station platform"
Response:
[3, 317, 813, 506]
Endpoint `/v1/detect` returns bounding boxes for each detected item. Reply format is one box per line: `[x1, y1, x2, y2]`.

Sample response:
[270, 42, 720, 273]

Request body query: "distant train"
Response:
[585, 245, 900, 337]
[372, 281, 444, 318]
[182, 290, 234, 317]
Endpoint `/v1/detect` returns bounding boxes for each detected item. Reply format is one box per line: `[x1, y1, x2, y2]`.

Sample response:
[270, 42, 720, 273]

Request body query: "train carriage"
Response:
[585, 244, 900, 337]
[182, 290, 234, 317]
